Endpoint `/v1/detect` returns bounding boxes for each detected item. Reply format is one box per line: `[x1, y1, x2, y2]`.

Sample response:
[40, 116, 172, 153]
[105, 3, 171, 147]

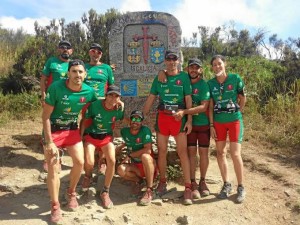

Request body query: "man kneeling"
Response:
[117, 110, 157, 206]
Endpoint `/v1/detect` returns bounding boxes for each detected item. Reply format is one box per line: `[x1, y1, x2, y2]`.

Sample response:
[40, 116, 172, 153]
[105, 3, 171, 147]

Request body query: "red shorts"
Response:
[187, 125, 210, 147]
[214, 119, 244, 143]
[134, 162, 158, 179]
[84, 134, 113, 150]
[155, 111, 185, 136]
[51, 129, 82, 148]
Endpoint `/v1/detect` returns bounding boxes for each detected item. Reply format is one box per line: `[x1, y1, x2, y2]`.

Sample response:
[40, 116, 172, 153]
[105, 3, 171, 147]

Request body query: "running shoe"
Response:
[50, 202, 62, 223]
[100, 192, 113, 209]
[98, 162, 107, 175]
[81, 175, 92, 192]
[199, 180, 210, 197]
[139, 188, 154, 206]
[156, 181, 167, 197]
[183, 187, 193, 205]
[217, 183, 232, 199]
[65, 190, 79, 211]
[191, 182, 201, 199]
[236, 186, 246, 203]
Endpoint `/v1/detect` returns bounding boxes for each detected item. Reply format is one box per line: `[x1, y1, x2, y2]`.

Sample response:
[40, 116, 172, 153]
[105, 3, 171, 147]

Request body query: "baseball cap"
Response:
[106, 85, 121, 96]
[130, 110, 144, 120]
[165, 50, 179, 60]
[68, 59, 85, 71]
[188, 58, 202, 67]
[89, 43, 103, 52]
[58, 40, 72, 48]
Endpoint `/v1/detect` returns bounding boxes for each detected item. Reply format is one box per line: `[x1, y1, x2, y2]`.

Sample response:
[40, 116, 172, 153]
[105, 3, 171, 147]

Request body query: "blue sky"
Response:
[0, 0, 299, 41]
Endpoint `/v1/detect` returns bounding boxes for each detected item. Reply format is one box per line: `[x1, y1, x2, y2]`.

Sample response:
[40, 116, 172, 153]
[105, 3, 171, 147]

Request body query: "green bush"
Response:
[0, 92, 41, 125]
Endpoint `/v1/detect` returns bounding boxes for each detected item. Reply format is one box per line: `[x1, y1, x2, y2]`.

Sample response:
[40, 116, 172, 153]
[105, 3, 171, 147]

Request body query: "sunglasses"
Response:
[131, 117, 142, 122]
[89, 49, 102, 55]
[59, 46, 72, 50]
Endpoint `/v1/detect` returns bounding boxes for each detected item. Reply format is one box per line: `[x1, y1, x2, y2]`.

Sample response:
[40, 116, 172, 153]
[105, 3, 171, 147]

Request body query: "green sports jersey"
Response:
[84, 99, 124, 135]
[208, 73, 245, 123]
[84, 63, 115, 98]
[41, 56, 69, 84]
[45, 80, 96, 126]
[191, 78, 210, 126]
[120, 126, 152, 163]
[150, 71, 192, 105]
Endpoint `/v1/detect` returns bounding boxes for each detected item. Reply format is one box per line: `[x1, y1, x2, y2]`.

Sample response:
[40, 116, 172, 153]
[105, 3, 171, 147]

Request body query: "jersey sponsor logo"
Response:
[227, 85, 233, 90]
[164, 89, 170, 93]
[64, 107, 72, 112]
[79, 97, 86, 103]
[63, 95, 69, 100]
[112, 116, 116, 122]
[96, 113, 102, 118]
[193, 88, 199, 94]
[97, 69, 103, 74]
[176, 80, 182, 85]
[136, 138, 141, 143]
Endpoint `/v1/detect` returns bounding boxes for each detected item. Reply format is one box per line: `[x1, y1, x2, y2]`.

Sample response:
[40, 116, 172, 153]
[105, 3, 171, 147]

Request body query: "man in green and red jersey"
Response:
[40, 40, 74, 173]
[80, 85, 124, 209]
[172, 58, 211, 200]
[143, 50, 193, 205]
[42, 59, 96, 223]
[40, 40, 73, 103]
[84, 43, 115, 99]
[84, 43, 116, 175]
[117, 110, 157, 206]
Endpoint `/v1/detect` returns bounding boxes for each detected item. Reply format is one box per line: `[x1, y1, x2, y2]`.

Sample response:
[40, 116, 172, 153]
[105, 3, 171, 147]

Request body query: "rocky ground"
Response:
[0, 118, 299, 225]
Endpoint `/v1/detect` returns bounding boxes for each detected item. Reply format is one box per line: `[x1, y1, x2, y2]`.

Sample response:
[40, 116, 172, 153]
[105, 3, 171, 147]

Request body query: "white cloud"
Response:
[119, 0, 151, 13]
[173, 0, 300, 40]
[0, 16, 50, 34]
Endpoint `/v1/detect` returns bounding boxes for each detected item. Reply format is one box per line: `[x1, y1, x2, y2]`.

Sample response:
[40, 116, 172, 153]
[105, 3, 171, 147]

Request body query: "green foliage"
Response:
[0, 93, 41, 125]
[166, 164, 183, 181]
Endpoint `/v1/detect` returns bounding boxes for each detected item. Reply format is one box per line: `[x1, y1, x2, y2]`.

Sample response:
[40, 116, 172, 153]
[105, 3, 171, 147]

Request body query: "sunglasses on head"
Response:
[131, 117, 142, 122]
[89, 49, 102, 54]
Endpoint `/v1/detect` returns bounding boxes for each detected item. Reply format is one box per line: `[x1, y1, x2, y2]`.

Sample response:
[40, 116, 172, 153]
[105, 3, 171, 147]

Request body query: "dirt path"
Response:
[0, 118, 299, 225]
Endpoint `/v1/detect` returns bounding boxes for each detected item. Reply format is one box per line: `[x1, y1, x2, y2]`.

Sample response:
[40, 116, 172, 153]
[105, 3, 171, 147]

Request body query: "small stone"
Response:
[123, 213, 131, 222]
[284, 190, 291, 197]
[151, 199, 163, 206]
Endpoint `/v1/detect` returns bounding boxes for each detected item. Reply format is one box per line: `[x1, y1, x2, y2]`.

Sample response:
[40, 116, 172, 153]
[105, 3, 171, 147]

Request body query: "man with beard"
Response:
[40, 40, 73, 103]
[117, 110, 157, 206]
[158, 58, 211, 201]
[40, 40, 73, 173]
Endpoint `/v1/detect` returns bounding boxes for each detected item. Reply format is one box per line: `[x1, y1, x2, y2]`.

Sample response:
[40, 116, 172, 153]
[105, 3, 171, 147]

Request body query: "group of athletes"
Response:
[40, 40, 246, 223]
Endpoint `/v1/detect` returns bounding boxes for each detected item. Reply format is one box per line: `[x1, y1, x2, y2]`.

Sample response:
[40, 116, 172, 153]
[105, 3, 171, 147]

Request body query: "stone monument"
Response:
[109, 11, 182, 130]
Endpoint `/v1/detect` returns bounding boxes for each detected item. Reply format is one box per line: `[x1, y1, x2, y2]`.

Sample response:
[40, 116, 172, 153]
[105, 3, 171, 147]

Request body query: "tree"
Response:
[81, 8, 120, 63]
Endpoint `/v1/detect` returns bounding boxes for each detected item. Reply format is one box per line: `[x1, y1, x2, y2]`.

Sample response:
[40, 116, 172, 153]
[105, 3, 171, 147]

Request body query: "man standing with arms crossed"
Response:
[143, 50, 193, 205]
[42, 59, 96, 223]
